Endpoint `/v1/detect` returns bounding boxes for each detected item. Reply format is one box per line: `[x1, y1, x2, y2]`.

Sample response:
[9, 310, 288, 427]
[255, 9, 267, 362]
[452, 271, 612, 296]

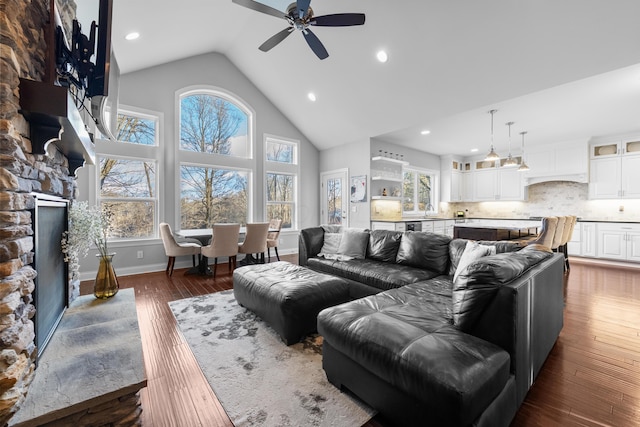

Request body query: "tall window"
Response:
[265, 136, 298, 230]
[96, 110, 159, 239]
[180, 93, 250, 157]
[403, 167, 438, 215]
[179, 90, 253, 228]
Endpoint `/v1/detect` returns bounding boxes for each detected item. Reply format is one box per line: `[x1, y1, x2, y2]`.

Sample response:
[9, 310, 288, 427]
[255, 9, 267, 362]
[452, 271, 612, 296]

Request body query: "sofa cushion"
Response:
[307, 258, 441, 291]
[367, 229, 403, 262]
[453, 241, 497, 282]
[448, 239, 522, 275]
[452, 246, 553, 330]
[318, 290, 511, 426]
[396, 232, 452, 274]
[318, 232, 342, 259]
[336, 229, 369, 260]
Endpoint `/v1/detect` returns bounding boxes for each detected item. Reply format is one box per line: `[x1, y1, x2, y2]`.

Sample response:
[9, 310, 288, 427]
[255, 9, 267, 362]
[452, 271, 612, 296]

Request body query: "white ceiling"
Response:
[109, 0, 640, 157]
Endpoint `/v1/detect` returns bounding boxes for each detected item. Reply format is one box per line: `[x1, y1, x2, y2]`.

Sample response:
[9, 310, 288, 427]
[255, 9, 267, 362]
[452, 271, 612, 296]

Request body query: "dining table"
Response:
[176, 227, 277, 275]
[453, 222, 539, 241]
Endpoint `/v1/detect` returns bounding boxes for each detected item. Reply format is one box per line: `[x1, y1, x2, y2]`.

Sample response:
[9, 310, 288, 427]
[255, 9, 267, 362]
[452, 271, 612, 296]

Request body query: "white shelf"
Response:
[371, 196, 403, 201]
[371, 156, 409, 165]
[371, 176, 403, 182]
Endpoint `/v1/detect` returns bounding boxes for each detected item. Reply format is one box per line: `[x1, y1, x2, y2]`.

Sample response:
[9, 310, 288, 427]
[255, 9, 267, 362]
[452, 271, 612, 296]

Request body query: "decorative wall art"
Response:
[350, 175, 367, 203]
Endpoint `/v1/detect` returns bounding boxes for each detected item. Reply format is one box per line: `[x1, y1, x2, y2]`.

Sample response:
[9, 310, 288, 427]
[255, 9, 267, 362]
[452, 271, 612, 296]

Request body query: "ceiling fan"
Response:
[232, 0, 366, 60]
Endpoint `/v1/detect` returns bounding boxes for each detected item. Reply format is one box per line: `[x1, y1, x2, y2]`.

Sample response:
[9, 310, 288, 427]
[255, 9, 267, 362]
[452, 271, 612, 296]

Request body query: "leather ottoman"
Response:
[233, 261, 352, 345]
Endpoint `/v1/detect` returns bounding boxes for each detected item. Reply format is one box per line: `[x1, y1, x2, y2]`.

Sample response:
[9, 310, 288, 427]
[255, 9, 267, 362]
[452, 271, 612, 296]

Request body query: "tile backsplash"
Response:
[442, 181, 640, 221]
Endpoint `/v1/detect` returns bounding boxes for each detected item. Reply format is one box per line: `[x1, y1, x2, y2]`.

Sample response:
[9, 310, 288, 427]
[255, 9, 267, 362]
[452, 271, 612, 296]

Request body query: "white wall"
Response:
[76, 52, 319, 278]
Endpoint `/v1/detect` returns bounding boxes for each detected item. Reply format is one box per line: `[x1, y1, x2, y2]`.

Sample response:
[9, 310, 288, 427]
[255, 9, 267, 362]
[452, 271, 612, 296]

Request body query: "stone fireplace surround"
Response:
[1, 0, 145, 424]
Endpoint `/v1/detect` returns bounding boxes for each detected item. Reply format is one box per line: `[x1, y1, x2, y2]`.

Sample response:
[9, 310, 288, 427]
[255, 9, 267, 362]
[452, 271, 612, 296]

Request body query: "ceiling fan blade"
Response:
[302, 28, 329, 60]
[259, 27, 294, 52]
[296, 0, 311, 18]
[311, 13, 366, 27]
[232, 0, 286, 19]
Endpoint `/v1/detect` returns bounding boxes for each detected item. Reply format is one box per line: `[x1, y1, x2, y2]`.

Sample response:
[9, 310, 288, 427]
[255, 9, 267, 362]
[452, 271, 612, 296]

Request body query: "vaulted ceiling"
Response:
[107, 0, 640, 156]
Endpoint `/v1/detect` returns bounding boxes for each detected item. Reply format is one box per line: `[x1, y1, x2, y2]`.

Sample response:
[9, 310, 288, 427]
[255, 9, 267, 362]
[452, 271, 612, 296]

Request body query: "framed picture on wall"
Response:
[350, 175, 367, 203]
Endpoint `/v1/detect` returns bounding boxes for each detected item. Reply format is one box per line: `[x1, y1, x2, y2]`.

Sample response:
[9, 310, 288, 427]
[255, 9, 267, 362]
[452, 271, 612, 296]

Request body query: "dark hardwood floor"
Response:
[80, 256, 640, 426]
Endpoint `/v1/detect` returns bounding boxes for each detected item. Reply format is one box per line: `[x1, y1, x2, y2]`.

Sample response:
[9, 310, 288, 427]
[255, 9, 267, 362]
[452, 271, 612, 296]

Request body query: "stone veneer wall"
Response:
[0, 0, 77, 423]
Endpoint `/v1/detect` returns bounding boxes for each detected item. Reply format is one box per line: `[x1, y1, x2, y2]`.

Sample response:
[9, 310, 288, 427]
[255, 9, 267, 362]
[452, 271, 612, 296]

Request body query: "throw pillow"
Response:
[453, 241, 497, 282]
[318, 233, 342, 260]
[336, 229, 370, 260]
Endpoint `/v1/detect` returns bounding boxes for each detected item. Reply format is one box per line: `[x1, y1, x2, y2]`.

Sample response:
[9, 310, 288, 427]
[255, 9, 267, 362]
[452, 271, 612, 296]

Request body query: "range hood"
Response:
[524, 173, 588, 186]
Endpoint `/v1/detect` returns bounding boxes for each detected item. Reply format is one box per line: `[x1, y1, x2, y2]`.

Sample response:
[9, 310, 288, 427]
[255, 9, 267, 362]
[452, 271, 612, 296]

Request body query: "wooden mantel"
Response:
[18, 78, 95, 176]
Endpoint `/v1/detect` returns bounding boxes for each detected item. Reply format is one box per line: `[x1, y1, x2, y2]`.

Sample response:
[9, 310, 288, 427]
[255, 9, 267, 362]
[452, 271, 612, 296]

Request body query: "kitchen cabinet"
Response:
[371, 156, 408, 200]
[596, 223, 640, 262]
[589, 139, 640, 199]
[580, 222, 597, 258]
[432, 220, 455, 237]
[370, 221, 406, 231]
[441, 157, 472, 202]
[524, 140, 588, 184]
[473, 167, 525, 201]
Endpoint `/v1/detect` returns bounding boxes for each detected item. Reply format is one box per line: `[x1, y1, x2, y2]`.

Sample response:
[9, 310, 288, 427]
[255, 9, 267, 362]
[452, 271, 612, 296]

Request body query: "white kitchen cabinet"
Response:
[370, 221, 405, 231]
[432, 220, 455, 237]
[472, 168, 525, 201]
[589, 139, 640, 199]
[596, 223, 640, 262]
[441, 157, 471, 202]
[567, 223, 581, 256]
[524, 140, 588, 184]
[580, 222, 597, 257]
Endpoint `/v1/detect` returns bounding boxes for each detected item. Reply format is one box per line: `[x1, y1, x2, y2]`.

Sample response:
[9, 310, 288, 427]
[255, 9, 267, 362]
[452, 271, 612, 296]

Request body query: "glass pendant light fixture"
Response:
[484, 109, 500, 161]
[503, 121, 518, 167]
[517, 131, 530, 172]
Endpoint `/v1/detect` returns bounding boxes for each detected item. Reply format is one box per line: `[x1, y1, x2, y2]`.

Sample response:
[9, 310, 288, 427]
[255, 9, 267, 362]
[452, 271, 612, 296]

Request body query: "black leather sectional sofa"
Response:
[299, 226, 565, 427]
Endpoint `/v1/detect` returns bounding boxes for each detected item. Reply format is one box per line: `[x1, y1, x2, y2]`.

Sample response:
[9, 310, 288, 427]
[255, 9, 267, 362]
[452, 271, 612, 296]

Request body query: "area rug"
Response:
[169, 290, 375, 427]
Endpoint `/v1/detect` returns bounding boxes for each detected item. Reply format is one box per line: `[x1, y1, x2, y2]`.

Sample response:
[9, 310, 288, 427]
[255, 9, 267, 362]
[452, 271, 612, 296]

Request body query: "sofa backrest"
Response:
[367, 229, 402, 262]
[395, 232, 452, 274]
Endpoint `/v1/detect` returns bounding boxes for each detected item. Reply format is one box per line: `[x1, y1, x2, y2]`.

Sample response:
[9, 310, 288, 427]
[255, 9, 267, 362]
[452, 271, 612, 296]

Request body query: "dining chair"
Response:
[559, 215, 577, 271]
[238, 222, 270, 264]
[517, 216, 557, 250]
[550, 216, 567, 255]
[200, 223, 241, 277]
[159, 222, 201, 276]
[266, 219, 283, 262]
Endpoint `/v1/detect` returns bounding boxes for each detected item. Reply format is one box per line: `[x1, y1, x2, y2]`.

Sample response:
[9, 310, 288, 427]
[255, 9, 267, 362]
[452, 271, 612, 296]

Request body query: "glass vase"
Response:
[94, 253, 119, 299]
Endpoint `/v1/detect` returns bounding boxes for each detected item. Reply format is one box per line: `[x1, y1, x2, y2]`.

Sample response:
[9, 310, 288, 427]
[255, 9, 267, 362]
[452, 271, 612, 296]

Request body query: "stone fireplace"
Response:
[0, 0, 132, 424]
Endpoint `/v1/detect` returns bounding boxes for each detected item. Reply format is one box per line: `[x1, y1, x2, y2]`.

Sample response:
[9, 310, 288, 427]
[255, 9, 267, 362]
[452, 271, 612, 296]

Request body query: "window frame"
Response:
[175, 86, 257, 228]
[402, 166, 440, 216]
[94, 105, 163, 243]
[264, 134, 300, 231]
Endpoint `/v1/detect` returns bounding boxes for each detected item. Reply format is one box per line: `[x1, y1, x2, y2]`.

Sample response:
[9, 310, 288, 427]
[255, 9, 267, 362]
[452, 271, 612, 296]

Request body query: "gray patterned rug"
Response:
[169, 290, 375, 427]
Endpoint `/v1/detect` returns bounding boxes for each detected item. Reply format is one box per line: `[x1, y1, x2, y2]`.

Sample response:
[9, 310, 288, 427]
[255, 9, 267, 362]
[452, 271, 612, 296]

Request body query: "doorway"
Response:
[320, 169, 348, 226]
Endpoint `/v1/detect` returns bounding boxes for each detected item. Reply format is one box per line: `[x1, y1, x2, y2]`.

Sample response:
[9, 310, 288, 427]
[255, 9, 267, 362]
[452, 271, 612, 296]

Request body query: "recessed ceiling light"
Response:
[471, 148, 479, 152]
[125, 32, 140, 41]
[376, 50, 388, 63]
[420, 130, 431, 135]
[307, 92, 317, 102]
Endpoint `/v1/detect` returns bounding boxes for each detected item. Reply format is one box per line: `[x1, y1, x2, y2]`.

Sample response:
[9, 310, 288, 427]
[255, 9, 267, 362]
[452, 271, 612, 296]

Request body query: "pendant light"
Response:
[484, 109, 500, 161]
[517, 131, 530, 172]
[503, 121, 518, 167]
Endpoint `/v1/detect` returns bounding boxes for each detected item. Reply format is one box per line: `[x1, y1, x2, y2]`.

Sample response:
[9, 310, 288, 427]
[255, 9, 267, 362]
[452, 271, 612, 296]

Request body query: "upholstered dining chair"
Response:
[200, 223, 241, 277]
[159, 222, 201, 276]
[266, 219, 283, 262]
[524, 216, 558, 249]
[550, 216, 567, 254]
[559, 215, 577, 271]
[238, 222, 270, 264]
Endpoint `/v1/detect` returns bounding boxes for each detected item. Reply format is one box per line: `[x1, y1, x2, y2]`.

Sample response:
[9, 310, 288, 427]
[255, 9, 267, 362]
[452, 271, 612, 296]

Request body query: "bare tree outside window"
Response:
[98, 113, 158, 239]
[179, 94, 251, 228]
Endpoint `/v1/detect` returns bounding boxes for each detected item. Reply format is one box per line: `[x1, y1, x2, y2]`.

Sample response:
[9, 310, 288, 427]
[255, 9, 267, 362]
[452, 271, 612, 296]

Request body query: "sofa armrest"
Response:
[298, 226, 325, 266]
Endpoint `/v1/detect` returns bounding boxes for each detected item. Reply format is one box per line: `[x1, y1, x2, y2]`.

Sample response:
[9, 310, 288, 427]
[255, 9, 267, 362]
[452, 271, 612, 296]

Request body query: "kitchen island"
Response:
[453, 222, 539, 241]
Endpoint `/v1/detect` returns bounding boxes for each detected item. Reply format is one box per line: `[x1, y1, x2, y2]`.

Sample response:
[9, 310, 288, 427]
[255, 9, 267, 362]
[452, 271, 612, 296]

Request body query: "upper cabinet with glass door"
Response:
[591, 140, 640, 158]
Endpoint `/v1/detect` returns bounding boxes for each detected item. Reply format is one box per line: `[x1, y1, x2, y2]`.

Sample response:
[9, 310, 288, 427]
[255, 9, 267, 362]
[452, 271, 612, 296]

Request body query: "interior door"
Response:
[320, 169, 348, 226]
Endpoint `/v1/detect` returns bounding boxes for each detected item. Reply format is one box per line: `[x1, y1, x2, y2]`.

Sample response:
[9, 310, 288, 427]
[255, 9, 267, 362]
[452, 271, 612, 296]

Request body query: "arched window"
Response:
[178, 89, 254, 228]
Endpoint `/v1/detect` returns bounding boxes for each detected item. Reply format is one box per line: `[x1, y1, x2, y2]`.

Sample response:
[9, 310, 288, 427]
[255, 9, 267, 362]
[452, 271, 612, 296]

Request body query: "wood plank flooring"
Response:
[80, 256, 640, 426]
